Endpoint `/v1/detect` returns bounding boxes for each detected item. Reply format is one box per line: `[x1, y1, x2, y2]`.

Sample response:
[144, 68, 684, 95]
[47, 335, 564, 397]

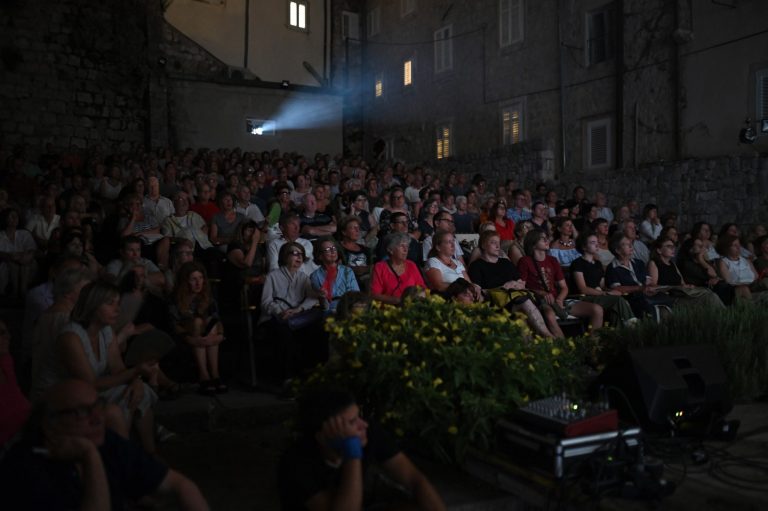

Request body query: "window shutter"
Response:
[590, 124, 608, 166]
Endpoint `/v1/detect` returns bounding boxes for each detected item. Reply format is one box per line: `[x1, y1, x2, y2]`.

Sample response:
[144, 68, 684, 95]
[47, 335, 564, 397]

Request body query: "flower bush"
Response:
[301, 295, 590, 463]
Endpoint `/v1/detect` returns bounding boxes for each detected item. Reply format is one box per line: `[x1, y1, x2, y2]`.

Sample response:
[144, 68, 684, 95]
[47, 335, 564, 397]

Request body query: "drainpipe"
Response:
[615, 0, 624, 170]
[557, 0, 567, 175]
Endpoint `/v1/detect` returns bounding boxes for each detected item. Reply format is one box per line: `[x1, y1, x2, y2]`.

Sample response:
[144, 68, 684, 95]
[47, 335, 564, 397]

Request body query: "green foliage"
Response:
[301, 295, 589, 463]
[597, 302, 768, 399]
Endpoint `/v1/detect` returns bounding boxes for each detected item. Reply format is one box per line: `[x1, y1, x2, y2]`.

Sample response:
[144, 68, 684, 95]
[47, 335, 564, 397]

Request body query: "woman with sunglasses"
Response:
[310, 236, 359, 313]
[260, 242, 322, 382]
[371, 232, 426, 305]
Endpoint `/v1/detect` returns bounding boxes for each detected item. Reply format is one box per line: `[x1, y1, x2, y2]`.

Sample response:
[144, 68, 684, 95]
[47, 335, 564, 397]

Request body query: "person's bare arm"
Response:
[382, 453, 446, 511]
[155, 469, 210, 511]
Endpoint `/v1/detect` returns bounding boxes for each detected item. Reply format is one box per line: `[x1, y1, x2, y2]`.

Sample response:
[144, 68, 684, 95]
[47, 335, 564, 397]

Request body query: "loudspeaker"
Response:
[598, 345, 732, 431]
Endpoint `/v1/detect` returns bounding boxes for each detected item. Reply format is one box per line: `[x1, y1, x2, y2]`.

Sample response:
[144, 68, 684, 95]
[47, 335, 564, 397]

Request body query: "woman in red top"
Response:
[491, 201, 516, 242]
[371, 232, 426, 305]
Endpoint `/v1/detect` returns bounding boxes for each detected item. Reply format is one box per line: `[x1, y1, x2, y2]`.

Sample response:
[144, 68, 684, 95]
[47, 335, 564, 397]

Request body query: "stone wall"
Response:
[431, 151, 768, 231]
[0, 0, 152, 152]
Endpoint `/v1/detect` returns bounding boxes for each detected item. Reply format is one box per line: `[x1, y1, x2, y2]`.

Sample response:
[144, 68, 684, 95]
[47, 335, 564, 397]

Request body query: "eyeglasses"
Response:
[289, 251, 303, 257]
[48, 397, 106, 422]
[392, 194, 404, 199]
[321, 246, 338, 253]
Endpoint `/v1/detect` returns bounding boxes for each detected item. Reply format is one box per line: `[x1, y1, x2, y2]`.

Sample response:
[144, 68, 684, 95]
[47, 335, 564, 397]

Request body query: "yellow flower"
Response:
[447, 425, 458, 435]
[506, 352, 516, 360]
[395, 428, 404, 437]
[493, 342, 501, 350]
[551, 348, 561, 356]
[453, 336, 462, 344]
[528, 363, 535, 372]
[481, 327, 491, 334]
[432, 377, 444, 388]
[568, 339, 576, 349]
[392, 341, 400, 349]
[406, 380, 414, 388]
[402, 369, 410, 378]
[349, 359, 363, 368]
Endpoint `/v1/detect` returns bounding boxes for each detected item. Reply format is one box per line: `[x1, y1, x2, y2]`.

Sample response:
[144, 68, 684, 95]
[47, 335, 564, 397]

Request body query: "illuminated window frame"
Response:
[403, 58, 414, 87]
[375, 73, 384, 98]
[501, 100, 524, 145]
[288, 1, 309, 31]
[436, 122, 452, 160]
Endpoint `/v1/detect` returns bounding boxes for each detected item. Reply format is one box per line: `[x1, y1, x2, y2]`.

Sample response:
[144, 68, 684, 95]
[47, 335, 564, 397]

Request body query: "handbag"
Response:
[274, 297, 324, 331]
[486, 287, 535, 309]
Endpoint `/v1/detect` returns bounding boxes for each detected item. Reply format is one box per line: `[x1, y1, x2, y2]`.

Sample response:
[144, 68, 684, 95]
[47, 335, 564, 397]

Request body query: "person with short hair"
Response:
[267, 212, 318, 275]
[310, 236, 360, 313]
[105, 236, 166, 291]
[278, 385, 446, 511]
[371, 232, 426, 305]
[0, 379, 209, 510]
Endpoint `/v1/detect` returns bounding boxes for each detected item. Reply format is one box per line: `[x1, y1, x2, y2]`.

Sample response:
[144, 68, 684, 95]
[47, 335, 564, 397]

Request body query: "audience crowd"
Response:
[0, 142, 766, 509]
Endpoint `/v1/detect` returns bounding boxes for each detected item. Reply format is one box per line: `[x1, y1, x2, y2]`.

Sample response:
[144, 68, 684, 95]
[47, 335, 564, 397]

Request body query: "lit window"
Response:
[375, 74, 383, 98]
[403, 59, 413, 86]
[434, 26, 453, 73]
[502, 102, 523, 145]
[436, 123, 452, 159]
[289, 1, 308, 30]
[499, 0, 524, 47]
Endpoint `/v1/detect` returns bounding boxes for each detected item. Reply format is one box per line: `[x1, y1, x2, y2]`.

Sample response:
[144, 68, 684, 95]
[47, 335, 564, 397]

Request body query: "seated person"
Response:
[424, 231, 481, 298]
[0, 320, 30, 447]
[208, 192, 245, 249]
[310, 237, 360, 313]
[371, 233, 426, 305]
[716, 234, 764, 302]
[267, 212, 319, 276]
[0, 379, 208, 510]
[278, 385, 446, 511]
[0, 206, 37, 298]
[548, 217, 580, 269]
[375, 211, 421, 265]
[161, 191, 215, 254]
[300, 193, 336, 241]
[338, 217, 372, 289]
[105, 235, 166, 292]
[260, 242, 323, 382]
[604, 233, 672, 318]
[677, 237, 734, 306]
[647, 238, 724, 309]
[170, 262, 226, 395]
[517, 230, 603, 331]
[753, 234, 768, 276]
[421, 211, 466, 265]
[570, 234, 636, 326]
[117, 193, 170, 268]
[468, 231, 558, 337]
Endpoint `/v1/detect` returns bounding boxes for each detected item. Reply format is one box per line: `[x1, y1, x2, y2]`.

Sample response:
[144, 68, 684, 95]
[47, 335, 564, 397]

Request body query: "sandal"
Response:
[197, 380, 216, 395]
[212, 378, 229, 394]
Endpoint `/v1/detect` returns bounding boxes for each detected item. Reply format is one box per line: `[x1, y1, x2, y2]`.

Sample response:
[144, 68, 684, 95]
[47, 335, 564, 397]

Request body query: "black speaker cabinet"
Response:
[598, 345, 732, 431]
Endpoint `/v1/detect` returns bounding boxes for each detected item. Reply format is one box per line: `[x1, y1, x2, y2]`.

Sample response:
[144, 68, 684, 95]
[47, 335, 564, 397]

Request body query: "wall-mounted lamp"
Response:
[739, 118, 757, 144]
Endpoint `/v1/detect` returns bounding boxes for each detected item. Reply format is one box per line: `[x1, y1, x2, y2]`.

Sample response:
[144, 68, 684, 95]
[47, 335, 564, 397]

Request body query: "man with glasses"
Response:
[267, 212, 319, 275]
[376, 211, 422, 264]
[421, 212, 466, 265]
[0, 379, 209, 510]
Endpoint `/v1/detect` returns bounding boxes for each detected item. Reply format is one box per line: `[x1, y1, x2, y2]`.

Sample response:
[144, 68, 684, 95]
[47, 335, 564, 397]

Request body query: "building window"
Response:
[501, 101, 524, 145]
[289, 1, 308, 31]
[367, 6, 381, 37]
[586, 118, 611, 169]
[757, 68, 768, 122]
[401, 0, 416, 17]
[499, 0, 524, 47]
[403, 58, 413, 86]
[434, 26, 453, 73]
[436, 123, 452, 159]
[375, 73, 384, 98]
[585, 5, 614, 66]
[342, 11, 359, 40]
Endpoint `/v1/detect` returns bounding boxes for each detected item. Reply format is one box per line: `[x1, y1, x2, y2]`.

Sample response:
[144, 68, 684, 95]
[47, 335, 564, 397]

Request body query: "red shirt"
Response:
[371, 260, 425, 299]
[517, 255, 565, 298]
[494, 219, 516, 241]
[189, 202, 220, 224]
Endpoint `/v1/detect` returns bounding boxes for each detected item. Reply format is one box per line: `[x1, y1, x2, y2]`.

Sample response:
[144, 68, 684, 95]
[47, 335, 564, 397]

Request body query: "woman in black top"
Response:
[468, 230, 558, 338]
[570, 233, 636, 326]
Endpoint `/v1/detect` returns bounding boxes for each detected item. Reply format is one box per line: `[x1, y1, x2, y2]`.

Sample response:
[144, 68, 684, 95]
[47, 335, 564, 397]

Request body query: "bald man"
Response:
[0, 379, 209, 510]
